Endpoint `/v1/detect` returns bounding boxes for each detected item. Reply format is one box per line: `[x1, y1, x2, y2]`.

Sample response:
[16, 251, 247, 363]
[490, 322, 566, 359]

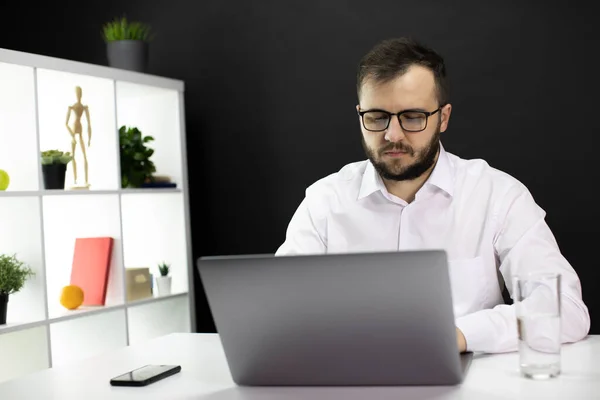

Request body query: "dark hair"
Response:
[357, 37, 449, 106]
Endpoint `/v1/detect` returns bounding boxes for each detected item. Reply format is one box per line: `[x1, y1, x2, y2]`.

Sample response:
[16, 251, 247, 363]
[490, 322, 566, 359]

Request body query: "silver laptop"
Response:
[197, 250, 473, 386]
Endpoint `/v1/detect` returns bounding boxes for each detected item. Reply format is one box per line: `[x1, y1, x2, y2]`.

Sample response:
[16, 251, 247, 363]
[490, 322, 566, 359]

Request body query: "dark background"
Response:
[2, 1, 598, 333]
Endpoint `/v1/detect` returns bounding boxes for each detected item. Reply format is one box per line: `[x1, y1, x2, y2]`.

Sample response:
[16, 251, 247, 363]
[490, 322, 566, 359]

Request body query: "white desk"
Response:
[1, 333, 599, 399]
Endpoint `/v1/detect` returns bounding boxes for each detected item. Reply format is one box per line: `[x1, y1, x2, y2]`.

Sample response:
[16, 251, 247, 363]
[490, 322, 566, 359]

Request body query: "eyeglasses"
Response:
[357, 107, 442, 132]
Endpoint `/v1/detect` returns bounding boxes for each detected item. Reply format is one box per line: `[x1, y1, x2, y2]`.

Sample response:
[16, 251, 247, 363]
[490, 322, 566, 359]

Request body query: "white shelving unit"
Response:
[0, 48, 195, 383]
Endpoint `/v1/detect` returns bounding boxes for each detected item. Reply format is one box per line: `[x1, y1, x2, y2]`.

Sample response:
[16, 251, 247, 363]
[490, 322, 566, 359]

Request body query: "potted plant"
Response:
[119, 125, 156, 188]
[156, 262, 171, 296]
[41, 150, 73, 190]
[0, 254, 35, 325]
[102, 16, 154, 72]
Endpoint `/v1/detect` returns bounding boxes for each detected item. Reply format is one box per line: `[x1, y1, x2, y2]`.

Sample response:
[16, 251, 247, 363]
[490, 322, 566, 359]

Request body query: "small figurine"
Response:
[65, 86, 92, 189]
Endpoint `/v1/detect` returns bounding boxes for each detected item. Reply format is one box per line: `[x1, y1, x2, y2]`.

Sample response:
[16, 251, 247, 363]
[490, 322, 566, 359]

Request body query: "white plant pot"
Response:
[156, 276, 172, 296]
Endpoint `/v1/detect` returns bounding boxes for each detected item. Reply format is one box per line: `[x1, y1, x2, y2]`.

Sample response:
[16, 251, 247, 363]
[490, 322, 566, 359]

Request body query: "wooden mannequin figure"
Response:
[65, 86, 92, 189]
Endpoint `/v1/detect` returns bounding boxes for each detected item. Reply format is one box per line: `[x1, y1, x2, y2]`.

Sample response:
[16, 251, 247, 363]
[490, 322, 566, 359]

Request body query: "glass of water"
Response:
[513, 272, 561, 379]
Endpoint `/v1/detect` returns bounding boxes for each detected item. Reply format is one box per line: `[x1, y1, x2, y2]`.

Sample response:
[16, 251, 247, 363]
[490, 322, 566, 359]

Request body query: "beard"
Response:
[361, 125, 441, 182]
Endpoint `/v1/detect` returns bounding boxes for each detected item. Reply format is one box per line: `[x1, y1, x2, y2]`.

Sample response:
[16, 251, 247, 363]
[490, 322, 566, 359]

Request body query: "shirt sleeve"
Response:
[455, 184, 591, 353]
[275, 194, 328, 256]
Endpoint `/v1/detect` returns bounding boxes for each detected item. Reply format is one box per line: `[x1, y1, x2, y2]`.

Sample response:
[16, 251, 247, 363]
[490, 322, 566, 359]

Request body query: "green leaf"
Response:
[0, 254, 35, 295]
[119, 126, 157, 188]
[101, 15, 153, 42]
[40, 149, 72, 165]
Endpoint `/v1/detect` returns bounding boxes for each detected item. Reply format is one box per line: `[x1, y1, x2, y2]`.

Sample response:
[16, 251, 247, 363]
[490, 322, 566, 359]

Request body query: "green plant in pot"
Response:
[119, 126, 156, 188]
[102, 16, 154, 72]
[41, 150, 73, 190]
[156, 262, 171, 296]
[0, 254, 35, 325]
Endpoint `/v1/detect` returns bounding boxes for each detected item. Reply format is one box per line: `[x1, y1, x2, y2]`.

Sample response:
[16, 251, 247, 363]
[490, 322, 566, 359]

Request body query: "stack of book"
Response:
[142, 175, 177, 188]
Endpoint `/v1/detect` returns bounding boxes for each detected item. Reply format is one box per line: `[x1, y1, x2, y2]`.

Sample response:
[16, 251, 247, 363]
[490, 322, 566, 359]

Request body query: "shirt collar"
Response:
[357, 159, 386, 200]
[357, 142, 454, 201]
[425, 143, 454, 197]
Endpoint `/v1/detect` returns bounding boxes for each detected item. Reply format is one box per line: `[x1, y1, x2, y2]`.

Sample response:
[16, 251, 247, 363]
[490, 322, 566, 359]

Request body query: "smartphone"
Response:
[109, 364, 181, 387]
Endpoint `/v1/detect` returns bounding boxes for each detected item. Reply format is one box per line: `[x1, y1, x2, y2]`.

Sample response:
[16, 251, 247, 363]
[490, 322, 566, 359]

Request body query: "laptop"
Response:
[197, 250, 473, 386]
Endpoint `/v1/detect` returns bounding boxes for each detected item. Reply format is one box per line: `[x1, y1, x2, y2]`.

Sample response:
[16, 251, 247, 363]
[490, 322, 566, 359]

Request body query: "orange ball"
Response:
[60, 285, 84, 310]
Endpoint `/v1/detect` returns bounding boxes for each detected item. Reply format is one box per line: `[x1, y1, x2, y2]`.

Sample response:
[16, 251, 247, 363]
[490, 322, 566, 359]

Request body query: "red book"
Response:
[70, 237, 114, 306]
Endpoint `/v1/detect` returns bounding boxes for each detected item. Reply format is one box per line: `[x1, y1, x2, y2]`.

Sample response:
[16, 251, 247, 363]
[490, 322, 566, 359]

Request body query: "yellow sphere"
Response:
[0, 169, 9, 191]
[60, 285, 84, 310]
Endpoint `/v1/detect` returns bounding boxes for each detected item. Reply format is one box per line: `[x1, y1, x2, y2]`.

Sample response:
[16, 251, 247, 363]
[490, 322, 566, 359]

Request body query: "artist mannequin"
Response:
[65, 86, 92, 188]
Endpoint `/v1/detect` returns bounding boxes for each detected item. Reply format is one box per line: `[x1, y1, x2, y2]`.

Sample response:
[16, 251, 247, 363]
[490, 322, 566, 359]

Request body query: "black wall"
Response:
[3, 1, 598, 333]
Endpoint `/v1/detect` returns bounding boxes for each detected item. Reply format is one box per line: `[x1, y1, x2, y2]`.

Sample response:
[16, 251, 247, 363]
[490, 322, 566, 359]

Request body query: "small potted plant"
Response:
[156, 262, 171, 296]
[102, 16, 154, 72]
[119, 125, 156, 188]
[41, 150, 73, 190]
[0, 253, 35, 325]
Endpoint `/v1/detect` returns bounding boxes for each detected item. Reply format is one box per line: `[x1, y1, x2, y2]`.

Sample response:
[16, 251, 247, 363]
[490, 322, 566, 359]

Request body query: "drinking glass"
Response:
[513, 272, 561, 379]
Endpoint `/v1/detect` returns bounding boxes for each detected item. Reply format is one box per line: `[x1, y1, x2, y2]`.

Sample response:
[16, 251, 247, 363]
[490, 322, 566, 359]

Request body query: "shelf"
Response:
[0, 191, 40, 197]
[0, 188, 182, 197]
[0, 320, 47, 335]
[0, 48, 191, 383]
[0, 47, 184, 92]
[44, 292, 188, 324]
[0, 61, 38, 191]
[41, 189, 131, 196]
[0, 292, 189, 332]
[47, 303, 125, 324]
[127, 291, 188, 307]
[120, 188, 181, 194]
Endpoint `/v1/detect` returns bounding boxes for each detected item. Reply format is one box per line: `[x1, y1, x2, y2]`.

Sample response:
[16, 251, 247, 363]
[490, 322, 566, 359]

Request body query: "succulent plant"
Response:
[158, 262, 170, 277]
[41, 150, 73, 165]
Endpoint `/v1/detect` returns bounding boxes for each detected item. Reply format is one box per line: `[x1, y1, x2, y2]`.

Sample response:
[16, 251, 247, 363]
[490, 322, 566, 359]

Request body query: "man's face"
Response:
[357, 65, 451, 181]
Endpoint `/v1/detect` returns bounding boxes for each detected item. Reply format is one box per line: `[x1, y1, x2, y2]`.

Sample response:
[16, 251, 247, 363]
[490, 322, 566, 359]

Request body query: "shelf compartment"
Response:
[0, 61, 38, 191]
[121, 192, 188, 297]
[49, 308, 127, 367]
[0, 197, 46, 325]
[42, 194, 124, 319]
[116, 81, 183, 188]
[36, 68, 119, 190]
[0, 326, 49, 384]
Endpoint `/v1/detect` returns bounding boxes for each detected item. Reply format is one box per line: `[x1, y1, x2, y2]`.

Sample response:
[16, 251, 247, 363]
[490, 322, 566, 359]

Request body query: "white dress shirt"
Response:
[276, 144, 590, 353]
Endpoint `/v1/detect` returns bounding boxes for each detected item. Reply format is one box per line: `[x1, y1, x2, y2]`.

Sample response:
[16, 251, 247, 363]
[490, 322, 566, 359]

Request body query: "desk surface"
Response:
[1, 333, 599, 400]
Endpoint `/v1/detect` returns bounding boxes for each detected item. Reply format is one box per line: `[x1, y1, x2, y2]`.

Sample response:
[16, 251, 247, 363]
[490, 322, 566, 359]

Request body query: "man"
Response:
[276, 37, 590, 353]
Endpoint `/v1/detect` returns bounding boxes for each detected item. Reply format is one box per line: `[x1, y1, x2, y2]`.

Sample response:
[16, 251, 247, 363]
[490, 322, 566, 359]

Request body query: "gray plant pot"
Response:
[106, 40, 148, 72]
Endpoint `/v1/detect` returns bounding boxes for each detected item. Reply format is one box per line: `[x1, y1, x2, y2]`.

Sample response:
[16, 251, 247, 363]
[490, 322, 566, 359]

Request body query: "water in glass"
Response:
[518, 313, 561, 379]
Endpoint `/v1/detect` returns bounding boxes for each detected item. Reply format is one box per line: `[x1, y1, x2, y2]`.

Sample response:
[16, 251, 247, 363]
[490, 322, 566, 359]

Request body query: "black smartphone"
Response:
[109, 364, 181, 387]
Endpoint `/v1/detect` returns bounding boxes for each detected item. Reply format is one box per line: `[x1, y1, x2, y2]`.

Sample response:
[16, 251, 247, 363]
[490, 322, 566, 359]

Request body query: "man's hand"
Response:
[456, 327, 467, 353]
